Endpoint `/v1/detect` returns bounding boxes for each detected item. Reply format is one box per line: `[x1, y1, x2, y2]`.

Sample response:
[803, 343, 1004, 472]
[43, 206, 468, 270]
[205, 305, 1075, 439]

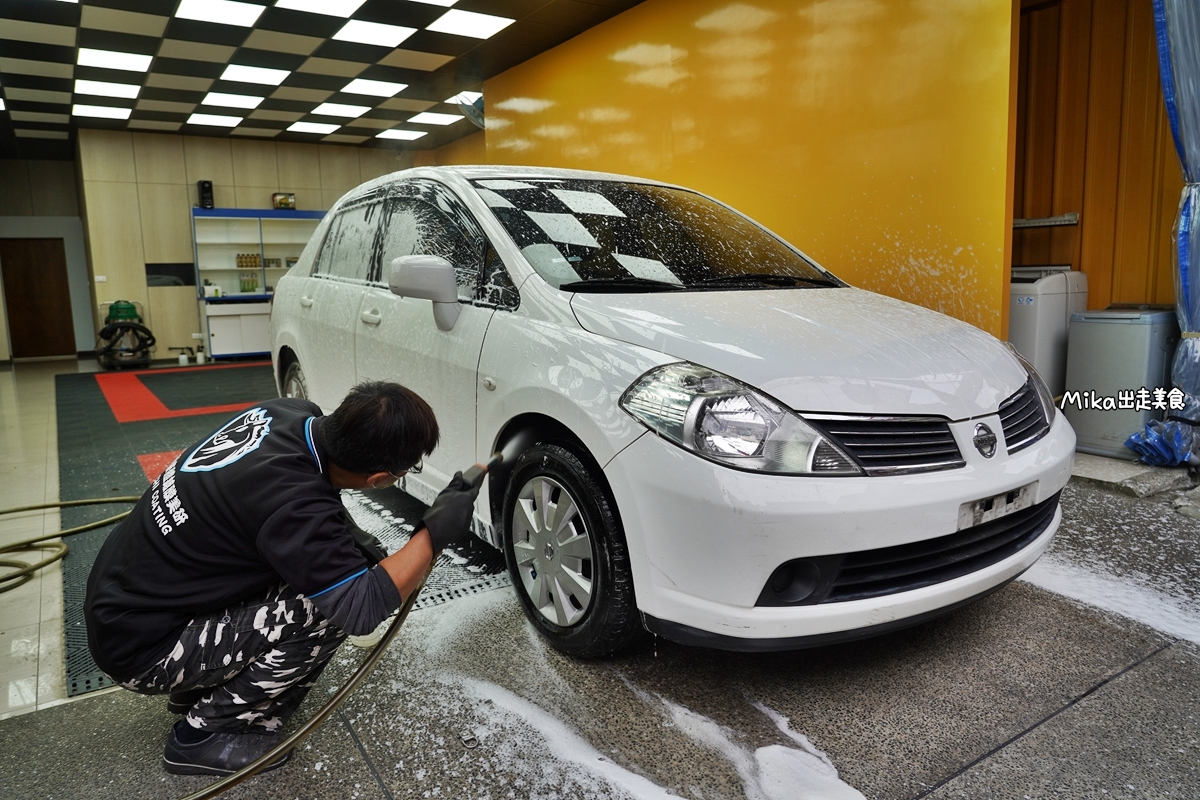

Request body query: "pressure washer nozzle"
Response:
[463, 453, 503, 490]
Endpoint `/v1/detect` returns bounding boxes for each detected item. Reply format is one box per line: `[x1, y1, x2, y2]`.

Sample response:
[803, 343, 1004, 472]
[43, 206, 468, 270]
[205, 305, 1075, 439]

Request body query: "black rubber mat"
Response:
[57, 366, 508, 697]
[137, 367, 280, 411]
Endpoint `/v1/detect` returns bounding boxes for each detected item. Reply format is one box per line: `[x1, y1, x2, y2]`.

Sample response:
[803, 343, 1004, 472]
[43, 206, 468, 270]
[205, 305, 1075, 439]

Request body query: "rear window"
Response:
[468, 178, 838, 291]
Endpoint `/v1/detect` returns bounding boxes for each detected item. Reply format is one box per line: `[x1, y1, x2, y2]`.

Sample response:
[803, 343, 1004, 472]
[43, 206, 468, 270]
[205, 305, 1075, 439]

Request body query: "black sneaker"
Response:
[162, 727, 293, 776]
[166, 688, 207, 715]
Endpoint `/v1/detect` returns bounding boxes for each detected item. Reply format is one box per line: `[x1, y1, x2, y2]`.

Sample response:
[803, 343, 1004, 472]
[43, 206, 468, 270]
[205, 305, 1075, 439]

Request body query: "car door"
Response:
[302, 193, 384, 411]
[355, 180, 503, 499]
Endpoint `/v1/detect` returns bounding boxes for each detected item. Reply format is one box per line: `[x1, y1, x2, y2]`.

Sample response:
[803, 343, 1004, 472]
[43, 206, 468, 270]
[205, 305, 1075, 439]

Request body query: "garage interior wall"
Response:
[427, 0, 1019, 337]
[0, 159, 91, 361]
[75, 129, 414, 358]
[1011, 0, 1184, 309]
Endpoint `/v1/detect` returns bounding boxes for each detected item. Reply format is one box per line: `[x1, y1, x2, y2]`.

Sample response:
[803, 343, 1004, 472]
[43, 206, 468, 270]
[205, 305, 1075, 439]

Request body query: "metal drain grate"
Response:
[413, 573, 513, 610]
[62, 525, 119, 697]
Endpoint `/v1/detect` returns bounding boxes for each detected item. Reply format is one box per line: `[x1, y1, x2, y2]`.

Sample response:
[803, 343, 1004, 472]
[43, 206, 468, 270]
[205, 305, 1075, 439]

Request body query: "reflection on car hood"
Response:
[569, 288, 1025, 419]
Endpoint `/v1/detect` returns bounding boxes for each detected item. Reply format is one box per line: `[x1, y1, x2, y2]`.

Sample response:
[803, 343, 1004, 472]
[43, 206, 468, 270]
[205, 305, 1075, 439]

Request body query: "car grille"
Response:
[808, 415, 966, 476]
[756, 492, 1061, 607]
[999, 379, 1050, 453]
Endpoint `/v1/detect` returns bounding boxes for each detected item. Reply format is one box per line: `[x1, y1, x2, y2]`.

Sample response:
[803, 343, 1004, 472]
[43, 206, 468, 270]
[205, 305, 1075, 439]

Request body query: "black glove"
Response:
[419, 471, 481, 553]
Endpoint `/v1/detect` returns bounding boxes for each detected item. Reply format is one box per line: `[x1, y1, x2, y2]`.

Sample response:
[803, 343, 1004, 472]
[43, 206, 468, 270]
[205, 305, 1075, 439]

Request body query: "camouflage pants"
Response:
[119, 583, 347, 734]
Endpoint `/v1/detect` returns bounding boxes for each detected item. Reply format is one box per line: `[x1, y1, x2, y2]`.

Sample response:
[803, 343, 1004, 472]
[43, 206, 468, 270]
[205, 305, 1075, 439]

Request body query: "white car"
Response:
[271, 166, 1075, 656]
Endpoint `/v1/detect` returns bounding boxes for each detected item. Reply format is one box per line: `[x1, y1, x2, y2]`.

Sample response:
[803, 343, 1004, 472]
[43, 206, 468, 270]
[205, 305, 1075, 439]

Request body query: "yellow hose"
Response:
[0, 497, 141, 594]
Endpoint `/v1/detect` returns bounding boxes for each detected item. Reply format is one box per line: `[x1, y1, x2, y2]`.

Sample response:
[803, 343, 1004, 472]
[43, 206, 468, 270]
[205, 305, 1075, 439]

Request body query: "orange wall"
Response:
[442, 0, 1018, 336]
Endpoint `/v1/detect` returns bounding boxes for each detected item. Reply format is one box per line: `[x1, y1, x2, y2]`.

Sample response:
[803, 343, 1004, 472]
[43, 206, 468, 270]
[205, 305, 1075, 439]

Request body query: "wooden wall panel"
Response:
[138, 183, 193, 264]
[1112, 0, 1164, 303]
[276, 142, 321, 190]
[1020, 5, 1062, 264]
[78, 130, 136, 183]
[1078, 0, 1128, 307]
[1050, 0, 1092, 266]
[146, 285, 202, 356]
[318, 144, 360, 198]
[1013, 0, 1182, 310]
[1153, 110, 1186, 303]
[231, 139, 279, 190]
[0, 160, 33, 215]
[28, 159, 79, 216]
[183, 136, 234, 207]
[133, 133, 186, 184]
[82, 180, 147, 311]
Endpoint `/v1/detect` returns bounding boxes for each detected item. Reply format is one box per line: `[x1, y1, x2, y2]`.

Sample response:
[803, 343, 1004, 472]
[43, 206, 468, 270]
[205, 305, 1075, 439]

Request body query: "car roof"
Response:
[340, 164, 679, 208]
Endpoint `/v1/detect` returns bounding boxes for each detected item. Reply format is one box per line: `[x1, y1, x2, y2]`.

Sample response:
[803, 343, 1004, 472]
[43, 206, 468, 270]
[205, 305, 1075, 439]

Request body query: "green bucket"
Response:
[106, 300, 141, 324]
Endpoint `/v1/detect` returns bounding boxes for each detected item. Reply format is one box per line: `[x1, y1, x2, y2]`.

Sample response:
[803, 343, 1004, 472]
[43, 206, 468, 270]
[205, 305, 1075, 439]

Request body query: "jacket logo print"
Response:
[181, 407, 273, 472]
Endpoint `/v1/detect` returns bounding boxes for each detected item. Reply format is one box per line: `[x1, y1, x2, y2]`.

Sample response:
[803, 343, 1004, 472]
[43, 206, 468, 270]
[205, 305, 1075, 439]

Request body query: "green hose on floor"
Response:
[0, 495, 428, 799]
[0, 497, 141, 594]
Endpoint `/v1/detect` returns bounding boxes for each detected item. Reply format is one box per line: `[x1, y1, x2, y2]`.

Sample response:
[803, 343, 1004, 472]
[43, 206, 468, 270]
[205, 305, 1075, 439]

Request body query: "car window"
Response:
[313, 199, 383, 282]
[468, 178, 839, 291]
[378, 181, 518, 308]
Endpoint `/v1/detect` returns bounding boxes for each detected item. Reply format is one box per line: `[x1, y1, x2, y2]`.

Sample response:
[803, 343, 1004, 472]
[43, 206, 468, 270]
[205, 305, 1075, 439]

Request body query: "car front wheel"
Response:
[282, 360, 308, 400]
[503, 443, 644, 657]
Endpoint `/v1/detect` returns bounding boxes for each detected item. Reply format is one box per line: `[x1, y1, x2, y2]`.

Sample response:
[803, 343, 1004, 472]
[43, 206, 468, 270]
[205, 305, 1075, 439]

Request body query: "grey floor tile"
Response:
[321, 580, 1170, 800]
[923, 641, 1200, 799]
[0, 684, 390, 800]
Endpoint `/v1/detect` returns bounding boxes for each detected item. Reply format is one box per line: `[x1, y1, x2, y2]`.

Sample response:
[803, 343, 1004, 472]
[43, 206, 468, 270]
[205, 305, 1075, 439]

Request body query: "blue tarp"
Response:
[1133, 1, 1200, 465]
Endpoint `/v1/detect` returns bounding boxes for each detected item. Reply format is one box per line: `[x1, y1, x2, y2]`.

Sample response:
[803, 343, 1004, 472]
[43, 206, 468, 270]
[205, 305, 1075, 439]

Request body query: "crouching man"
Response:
[85, 381, 478, 776]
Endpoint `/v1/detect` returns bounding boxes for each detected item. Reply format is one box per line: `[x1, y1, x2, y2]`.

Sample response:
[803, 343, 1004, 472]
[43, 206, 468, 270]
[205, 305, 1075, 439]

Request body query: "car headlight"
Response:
[619, 362, 861, 475]
[1003, 343, 1057, 425]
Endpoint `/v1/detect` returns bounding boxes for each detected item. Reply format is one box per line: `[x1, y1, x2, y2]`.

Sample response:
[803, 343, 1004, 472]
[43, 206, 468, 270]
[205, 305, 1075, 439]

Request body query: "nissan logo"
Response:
[973, 423, 997, 458]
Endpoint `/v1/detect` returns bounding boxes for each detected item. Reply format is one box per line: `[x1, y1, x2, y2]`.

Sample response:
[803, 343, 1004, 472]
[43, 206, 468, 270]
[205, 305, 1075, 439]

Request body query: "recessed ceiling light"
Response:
[408, 112, 463, 125]
[177, 0, 265, 27]
[288, 121, 339, 134]
[0, 99, 6, 111]
[188, 113, 243, 126]
[377, 129, 427, 140]
[221, 64, 290, 86]
[203, 92, 264, 109]
[426, 9, 514, 39]
[275, 0, 367, 17]
[75, 79, 140, 99]
[333, 20, 416, 48]
[409, 0, 456, 6]
[312, 102, 370, 117]
[77, 48, 153, 73]
[446, 91, 482, 104]
[343, 78, 407, 97]
[73, 104, 132, 119]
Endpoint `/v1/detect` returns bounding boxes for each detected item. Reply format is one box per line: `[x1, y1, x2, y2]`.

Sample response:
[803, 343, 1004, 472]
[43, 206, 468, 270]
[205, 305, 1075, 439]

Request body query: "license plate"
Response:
[957, 482, 1036, 530]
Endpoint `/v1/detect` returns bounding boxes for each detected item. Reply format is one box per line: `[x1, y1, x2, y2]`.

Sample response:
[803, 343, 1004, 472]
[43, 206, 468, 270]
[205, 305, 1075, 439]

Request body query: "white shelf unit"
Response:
[192, 208, 324, 357]
[192, 208, 323, 299]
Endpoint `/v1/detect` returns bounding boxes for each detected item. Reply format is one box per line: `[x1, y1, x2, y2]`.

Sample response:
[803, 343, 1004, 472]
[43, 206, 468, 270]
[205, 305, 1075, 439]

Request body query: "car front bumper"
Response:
[603, 410, 1075, 646]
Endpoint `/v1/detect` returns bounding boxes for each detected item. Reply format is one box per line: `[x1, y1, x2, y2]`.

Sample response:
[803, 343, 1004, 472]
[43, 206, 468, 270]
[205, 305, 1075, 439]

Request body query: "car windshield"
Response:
[468, 178, 841, 292]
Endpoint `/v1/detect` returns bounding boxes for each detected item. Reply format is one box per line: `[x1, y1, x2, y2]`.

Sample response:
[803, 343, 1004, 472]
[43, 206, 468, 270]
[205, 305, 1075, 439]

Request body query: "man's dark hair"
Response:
[322, 381, 439, 475]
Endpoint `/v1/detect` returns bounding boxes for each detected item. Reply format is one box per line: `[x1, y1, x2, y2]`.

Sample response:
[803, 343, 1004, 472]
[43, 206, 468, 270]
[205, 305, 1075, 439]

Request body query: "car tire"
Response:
[282, 360, 308, 400]
[502, 443, 645, 658]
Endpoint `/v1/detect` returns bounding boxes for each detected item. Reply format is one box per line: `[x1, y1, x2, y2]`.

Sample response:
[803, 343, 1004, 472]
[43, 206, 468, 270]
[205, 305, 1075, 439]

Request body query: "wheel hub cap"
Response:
[511, 475, 594, 627]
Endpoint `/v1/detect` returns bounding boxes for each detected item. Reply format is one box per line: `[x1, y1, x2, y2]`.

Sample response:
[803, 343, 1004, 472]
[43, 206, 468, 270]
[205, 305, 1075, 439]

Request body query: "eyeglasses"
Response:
[388, 459, 423, 481]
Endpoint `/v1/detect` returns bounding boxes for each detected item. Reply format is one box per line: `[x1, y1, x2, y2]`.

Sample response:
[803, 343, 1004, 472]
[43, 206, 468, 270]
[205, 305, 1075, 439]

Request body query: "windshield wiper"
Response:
[559, 276, 686, 293]
[694, 273, 841, 288]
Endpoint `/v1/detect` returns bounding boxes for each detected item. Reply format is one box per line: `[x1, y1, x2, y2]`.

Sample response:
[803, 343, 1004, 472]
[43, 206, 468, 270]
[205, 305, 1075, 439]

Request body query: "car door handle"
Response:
[299, 296, 314, 308]
[360, 309, 382, 325]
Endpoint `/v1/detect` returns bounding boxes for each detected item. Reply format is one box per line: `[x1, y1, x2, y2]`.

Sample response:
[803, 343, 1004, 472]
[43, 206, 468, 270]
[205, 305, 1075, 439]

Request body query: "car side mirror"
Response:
[388, 255, 460, 331]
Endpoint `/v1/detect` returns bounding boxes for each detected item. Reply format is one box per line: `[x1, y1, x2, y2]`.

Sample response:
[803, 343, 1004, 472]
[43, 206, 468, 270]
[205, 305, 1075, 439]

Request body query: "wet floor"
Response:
[2, 476, 1198, 799]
